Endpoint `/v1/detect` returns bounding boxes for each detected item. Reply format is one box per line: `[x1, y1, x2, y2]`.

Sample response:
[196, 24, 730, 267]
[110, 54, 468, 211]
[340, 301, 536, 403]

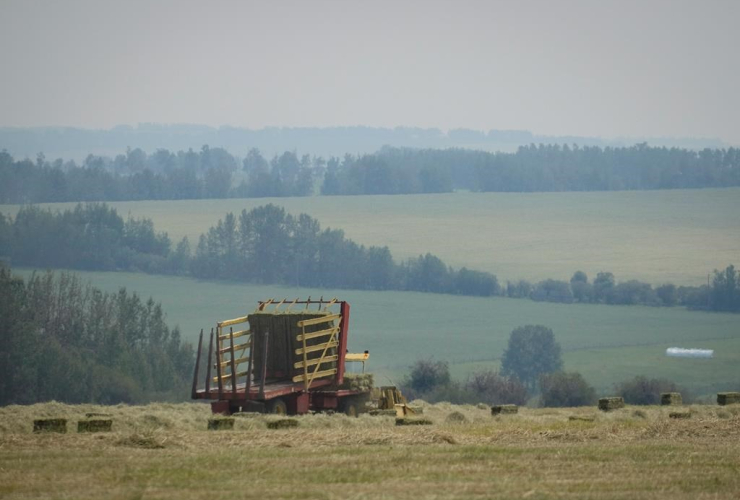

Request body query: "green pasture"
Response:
[3, 188, 740, 286]
[15, 269, 740, 398]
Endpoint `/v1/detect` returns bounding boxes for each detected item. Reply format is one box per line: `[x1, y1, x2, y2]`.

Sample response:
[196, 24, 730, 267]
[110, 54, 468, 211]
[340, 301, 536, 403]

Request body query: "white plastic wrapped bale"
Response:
[665, 347, 714, 358]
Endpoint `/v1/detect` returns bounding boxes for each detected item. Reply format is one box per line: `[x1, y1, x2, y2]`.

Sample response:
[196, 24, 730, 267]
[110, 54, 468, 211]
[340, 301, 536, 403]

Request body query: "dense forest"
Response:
[0, 203, 737, 312]
[323, 144, 740, 194]
[0, 265, 194, 405]
[1, 143, 739, 203]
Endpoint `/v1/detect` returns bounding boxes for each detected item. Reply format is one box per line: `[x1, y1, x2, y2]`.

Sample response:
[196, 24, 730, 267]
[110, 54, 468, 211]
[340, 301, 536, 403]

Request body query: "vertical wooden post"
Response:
[301, 324, 309, 391]
[244, 331, 253, 400]
[229, 327, 237, 396]
[259, 330, 269, 399]
[336, 302, 350, 384]
[205, 328, 214, 394]
[216, 326, 224, 400]
[191, 329, 203, 399]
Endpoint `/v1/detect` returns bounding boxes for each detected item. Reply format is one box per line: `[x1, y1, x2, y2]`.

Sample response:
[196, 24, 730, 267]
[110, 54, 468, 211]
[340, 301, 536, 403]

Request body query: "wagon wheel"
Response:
[340, 398, 359, 418]
[266, 398, 287, 415]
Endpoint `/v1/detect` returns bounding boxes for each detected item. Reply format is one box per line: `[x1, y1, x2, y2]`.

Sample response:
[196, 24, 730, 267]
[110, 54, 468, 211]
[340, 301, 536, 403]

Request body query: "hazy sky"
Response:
[1, 0, 738, 144]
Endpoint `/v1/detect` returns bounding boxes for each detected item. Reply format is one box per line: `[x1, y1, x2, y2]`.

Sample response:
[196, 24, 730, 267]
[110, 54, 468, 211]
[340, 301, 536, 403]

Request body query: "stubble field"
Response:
[1, 402, 739, 500]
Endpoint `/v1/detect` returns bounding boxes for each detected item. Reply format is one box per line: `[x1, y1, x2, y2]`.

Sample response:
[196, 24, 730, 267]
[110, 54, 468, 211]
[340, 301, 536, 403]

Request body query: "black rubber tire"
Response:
[266, 398, 288, 415]
[341, 399, 359, 417]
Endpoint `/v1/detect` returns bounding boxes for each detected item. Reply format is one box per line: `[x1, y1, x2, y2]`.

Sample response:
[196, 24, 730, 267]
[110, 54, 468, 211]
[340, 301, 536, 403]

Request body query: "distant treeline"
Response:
[506, 268, 739, 313]
[324, 144, 740, 194]
[0, 203, 499, 297]
[0, 203, 737, 312]
[190, 205, 499, 296]
[0, 266, 194, 405]
[2, 143, 740, 203]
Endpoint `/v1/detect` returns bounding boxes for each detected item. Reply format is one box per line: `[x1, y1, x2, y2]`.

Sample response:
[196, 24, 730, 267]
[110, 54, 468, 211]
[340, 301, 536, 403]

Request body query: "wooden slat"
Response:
[292, 368, 337, 383]
[214, 356, 249, 368]
[345, 352, 370, 361]
[296, 313, 341, 327]
[295, 340, 338, 356]
[212, 370, 250, 383]
[217, 316, 249, 328]
[218, 329, 250, 341]
[218, 342, 250, 355]
[296, 326, 339, 342]
[293, 355, 338, 369]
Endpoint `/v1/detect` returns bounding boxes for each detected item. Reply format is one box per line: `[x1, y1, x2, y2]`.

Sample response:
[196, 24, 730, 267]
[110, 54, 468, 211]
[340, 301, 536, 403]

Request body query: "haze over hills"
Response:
[0, 124, 729, 162]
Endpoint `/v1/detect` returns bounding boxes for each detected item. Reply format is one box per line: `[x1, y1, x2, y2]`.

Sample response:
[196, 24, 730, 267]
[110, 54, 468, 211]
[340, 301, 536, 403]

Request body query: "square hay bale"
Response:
[77, 419, 113, 433]
[266, 418, 299, 430]
[491, 404, 518, 415]
[207, 418, 235, 431]
[598, 397, 625, 411]
[661, 393, 682, 406]
[326, 372, 375, 392]
[717, 392, 740, 406]
[669, 411, 691, 419]
[249, 311, 336, 382]
[33, 419, 67, 433]
[395, 417, 433, 426]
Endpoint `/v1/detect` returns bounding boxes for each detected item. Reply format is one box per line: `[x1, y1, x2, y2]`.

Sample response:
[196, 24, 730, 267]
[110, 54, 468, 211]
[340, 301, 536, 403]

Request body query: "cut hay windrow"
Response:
[395, 417, 433, 426]
[266, 419, 299, 430]
[85, 412, 112, 418]
[33, 419, 67, 433]
[77, 419, 112, 433]
[207, 418, 234, 431]
[369, 409, 397, 417]
[598, 397, 625, 411]
[491, 405, 518, 415]
[669, 411, 691, 419]
[568, 415, 596, 422]
[716, 392, 740, 406]
[445, 411, 468, 424]
[661, 393, 682, 406]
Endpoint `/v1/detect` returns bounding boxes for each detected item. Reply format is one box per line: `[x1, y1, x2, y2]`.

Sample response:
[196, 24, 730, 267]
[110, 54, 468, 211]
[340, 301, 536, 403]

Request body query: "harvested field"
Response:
[1, 402, 739, 499]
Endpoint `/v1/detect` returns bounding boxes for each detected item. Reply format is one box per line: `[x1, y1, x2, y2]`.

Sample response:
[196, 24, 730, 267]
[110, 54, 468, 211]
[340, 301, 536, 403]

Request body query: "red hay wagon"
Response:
[191, 298, 370, 416]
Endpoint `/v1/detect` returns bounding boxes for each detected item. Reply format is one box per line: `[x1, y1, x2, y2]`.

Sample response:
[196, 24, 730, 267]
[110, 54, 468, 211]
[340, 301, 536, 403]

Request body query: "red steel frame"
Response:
[191, 300, 363, 414]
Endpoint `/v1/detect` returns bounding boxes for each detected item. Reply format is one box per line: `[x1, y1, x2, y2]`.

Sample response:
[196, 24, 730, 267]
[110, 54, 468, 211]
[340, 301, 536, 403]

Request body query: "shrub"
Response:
[540, 371, 596, 407]
[420, 382, 478, 405]
[465, 370, 528, 406]
[404, 359, 451, 394]
[615, 376, 688, 405]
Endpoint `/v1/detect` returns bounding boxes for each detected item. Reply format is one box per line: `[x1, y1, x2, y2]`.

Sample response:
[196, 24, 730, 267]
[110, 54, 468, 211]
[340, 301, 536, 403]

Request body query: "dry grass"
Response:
[1, 402, 739, 499]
